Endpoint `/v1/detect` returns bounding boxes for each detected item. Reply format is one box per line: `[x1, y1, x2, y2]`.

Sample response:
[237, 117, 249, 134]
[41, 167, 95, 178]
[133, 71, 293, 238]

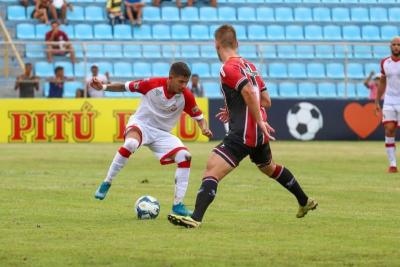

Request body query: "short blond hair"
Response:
[214, 24, 238, 49]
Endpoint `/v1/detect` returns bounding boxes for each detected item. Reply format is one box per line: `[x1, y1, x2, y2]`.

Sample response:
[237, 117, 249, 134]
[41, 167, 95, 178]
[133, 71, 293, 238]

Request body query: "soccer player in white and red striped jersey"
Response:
[376, 37, 400, 173]
[91, 62, 213, 216]
[168, 25, 317, 228]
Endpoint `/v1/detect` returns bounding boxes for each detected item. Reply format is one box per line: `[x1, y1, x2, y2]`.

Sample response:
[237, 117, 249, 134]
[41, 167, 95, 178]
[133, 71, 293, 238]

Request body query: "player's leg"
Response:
[251, 143, 317, 218]
[382, 105, 398, 172]
[94, 126, 142, 200]
[149, 132, 193, 216]
[169, 139, 243, 228]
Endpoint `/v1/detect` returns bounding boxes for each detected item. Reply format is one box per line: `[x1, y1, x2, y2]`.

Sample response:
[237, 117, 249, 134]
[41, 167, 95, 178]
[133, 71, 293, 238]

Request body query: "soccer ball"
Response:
[286, 102, 323, 141]
[134, 195, 160, 220]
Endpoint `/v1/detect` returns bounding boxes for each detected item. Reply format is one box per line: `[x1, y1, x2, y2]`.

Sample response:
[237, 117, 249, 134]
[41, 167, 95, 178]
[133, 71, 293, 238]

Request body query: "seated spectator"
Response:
[46, 66, 74, 98]
[31, 0, 51, 24]
[45, 20, 76, 63]
[125, 0, 145, 26]
[106, 0, 125, 26]
[20, 0, 36, 8]
[14, 63, 40, 98]
[50, 0, 73, 24]
[85, 65, 110, 98]
[364, 71, 383, 100]
[189, 74, 204, 97]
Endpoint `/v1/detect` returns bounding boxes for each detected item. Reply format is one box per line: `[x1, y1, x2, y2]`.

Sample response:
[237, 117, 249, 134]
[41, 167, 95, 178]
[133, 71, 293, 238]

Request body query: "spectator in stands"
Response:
[31, 0, 51, 24]
[45, 20, 76, 63]
[189, 74, 204, 97]
[85, 65, 110, 98]
[106, 0, 125, 26]
[364, 71, 382, 100]
[20, 0, 36, 8]
[50, 0, 74, 24]
[75, 88, 85, 98]
[125, 0, 145, 26]
[46, 66, 74, 98]
[14, 63, 40, 98]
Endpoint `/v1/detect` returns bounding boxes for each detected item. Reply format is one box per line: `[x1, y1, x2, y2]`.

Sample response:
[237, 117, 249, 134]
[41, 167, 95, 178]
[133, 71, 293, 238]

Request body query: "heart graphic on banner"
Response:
[343, 103, 381, 139]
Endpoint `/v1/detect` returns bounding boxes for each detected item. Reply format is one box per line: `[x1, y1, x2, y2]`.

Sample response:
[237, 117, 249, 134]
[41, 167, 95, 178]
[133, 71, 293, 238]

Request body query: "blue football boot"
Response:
[172, 202, 193, 216]
[94, 181, 111, 200]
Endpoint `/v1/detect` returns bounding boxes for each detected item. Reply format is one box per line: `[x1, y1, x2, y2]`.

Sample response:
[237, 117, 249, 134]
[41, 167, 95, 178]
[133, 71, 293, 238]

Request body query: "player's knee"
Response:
[123, 138, 139, 152]
[175, 149, 191, 166]
[259, 161, 276, 178]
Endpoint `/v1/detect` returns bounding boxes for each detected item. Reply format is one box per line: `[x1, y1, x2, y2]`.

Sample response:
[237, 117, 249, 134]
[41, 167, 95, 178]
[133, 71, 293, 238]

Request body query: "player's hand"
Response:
[216, 107, 229, 123]
[259, 121, 276, 141]
[201, 128, 213, 138]
[375, 102, 381, 116]
[90, 77, 104, 91]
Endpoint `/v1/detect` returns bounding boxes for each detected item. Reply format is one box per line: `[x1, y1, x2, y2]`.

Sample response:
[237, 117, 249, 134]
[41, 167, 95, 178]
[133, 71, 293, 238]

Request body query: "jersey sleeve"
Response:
[221, 62, 249, 92]
[182, 88, 204, 120]
[124, 78, 158, 94]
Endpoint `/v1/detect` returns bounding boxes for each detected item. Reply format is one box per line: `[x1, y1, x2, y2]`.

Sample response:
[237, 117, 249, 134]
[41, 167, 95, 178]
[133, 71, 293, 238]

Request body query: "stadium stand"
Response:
[2, 0, 399, 98]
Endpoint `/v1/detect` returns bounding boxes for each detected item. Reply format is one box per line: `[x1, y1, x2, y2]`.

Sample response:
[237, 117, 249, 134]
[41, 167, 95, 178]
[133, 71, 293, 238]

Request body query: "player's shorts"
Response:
[212, 134, 272, 168]
[382, 104, 400, 126]
[125, 117, 186, 165]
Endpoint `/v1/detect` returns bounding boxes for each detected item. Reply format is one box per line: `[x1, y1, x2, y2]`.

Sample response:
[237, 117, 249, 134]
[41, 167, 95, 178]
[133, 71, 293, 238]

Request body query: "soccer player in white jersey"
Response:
[91, 62, 213, 216]
[376, 37, 400, 173]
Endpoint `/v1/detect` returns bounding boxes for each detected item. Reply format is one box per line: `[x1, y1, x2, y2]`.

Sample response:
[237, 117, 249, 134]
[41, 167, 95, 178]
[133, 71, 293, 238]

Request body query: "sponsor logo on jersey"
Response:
[134, 82, 140, 90]
[169, 104, 178, 112]
[155, 89, 162, 96]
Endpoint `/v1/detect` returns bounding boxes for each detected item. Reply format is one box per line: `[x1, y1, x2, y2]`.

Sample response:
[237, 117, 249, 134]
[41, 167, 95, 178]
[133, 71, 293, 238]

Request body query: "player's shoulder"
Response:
[381, 56, 391, 65]
[182, 87, 195, 98]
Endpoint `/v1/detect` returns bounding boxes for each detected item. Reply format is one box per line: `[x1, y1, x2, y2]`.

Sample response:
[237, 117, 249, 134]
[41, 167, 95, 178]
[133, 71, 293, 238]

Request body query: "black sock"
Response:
[191, 177, 219, 222]
[273, 165, 308, 206]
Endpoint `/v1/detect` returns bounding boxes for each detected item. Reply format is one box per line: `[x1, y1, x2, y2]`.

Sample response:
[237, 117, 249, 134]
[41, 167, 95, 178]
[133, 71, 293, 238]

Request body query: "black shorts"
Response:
[212, 134, 272, 168]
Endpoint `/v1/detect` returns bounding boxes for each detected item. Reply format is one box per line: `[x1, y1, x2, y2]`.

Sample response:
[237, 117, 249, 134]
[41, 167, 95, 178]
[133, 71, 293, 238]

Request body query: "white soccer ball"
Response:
[286, 102, 323, 141]
[134, 195, 160, 220]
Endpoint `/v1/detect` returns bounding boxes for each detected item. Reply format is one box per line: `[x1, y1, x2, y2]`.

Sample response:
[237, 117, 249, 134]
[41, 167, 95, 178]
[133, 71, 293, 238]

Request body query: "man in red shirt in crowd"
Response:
[45, 20, 76, 63]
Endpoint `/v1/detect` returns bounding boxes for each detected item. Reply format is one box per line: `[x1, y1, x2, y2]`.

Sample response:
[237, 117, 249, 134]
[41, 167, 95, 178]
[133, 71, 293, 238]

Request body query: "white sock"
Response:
[385, 136, 397, 167]
[174, 167, 190, 205]
[105, 138, 139, 183]
[173, 149, 191, 205]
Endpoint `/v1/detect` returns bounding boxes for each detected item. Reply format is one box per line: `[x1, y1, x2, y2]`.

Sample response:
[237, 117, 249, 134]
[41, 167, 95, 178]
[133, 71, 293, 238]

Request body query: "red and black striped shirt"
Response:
[220, 57, 268, 147]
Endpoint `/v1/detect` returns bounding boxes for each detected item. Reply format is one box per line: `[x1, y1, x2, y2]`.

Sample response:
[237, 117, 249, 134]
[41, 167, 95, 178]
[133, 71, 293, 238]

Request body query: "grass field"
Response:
[1, 141, 399, 267]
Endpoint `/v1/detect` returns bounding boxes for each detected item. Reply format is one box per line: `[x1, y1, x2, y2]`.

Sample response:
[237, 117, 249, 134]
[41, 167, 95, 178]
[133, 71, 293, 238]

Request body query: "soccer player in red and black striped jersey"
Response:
[168, 25, 317, 228]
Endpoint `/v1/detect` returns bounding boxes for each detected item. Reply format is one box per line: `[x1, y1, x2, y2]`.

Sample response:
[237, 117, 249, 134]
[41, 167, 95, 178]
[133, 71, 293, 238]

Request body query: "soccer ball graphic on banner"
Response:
[135, 195, 160, 220]
[286, 102, 323, 141]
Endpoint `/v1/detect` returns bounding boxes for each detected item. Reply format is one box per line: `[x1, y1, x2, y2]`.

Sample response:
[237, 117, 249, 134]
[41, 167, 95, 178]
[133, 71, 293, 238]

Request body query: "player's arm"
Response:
[375, 75, 386, 113]
[183, 88, 213, 138]
[90, 77, 125, 92]
[241, 83, 275, 140]
[260, 90, 271, 109]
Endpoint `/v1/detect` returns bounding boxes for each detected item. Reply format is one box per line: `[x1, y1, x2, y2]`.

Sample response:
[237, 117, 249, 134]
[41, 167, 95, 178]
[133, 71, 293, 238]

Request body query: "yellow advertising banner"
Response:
[0, 98, 209, 143]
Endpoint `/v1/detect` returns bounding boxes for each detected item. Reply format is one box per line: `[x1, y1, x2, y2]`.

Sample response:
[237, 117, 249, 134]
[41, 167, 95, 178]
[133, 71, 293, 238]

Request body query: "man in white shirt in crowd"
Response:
[85, 65, 110, 98]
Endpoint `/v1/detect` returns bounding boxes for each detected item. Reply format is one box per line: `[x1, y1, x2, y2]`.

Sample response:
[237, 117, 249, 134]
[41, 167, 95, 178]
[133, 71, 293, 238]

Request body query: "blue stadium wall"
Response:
[209, 99, 385, 141]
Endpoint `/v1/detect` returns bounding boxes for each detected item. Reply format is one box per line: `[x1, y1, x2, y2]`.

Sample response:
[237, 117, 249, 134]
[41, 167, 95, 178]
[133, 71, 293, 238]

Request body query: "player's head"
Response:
[391, 36, 400, 57]
[168, 62, 191, 93]
[54, 66, 64, 77]
[214, 24, 238, 62]
[91, 65, 99, 76]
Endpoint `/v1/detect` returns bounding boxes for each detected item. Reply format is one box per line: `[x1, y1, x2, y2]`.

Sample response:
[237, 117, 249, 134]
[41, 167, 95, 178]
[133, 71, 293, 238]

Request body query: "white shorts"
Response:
[125, 117, 187, 165]
[382, 104, 400, 126]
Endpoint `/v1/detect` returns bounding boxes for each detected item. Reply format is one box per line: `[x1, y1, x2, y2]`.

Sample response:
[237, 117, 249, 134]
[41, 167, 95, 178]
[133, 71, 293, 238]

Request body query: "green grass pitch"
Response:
[1, 142, 399, 266]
